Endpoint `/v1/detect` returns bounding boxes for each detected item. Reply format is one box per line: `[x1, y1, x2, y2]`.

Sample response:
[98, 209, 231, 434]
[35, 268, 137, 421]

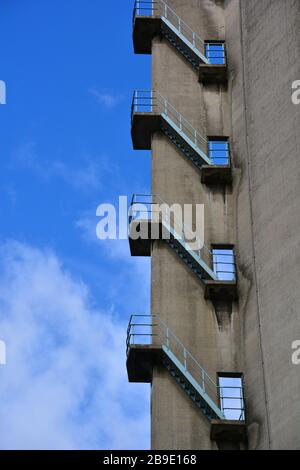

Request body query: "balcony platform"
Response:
[201, 165, 232, 185]
[131, 113, 161, 150]
[199, 64, 228, 85]
[127, 344, 163, 383]
[211, 420, 247, 445]
[133, 16, 161, 54]
[129, 219, 163, 257]
[204, 280, 238, 301]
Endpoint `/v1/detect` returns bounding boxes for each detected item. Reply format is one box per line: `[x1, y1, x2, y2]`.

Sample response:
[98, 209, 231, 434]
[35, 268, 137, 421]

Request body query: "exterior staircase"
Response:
[128, 194, 236, 284]
[126, 315, 246, 423]
[131, 90, 220, 168]
[133, 0, 213, 68]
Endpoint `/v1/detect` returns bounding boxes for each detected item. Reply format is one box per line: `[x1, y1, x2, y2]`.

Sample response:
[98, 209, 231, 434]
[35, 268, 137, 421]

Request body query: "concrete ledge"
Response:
[211, 420, 247, 443]
[129, 220, 163, 257]
[204, 280, 238, 301]
[131, 113, 161, 150]
[198, 64, 228, 84]
[133, 17, 162, 54]
[201, 165, 232, 185]
[126, 344, 163, 383]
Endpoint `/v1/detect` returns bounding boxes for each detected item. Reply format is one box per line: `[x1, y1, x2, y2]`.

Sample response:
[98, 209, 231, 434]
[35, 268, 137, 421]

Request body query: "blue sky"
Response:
[0, 0, 151, 449]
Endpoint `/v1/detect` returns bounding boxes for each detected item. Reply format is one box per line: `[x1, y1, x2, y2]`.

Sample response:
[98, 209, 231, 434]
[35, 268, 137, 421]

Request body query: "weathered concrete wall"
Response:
[150, 0, 241, 450]
[149, 0, 300, 450]
[225, 0, 300, 450]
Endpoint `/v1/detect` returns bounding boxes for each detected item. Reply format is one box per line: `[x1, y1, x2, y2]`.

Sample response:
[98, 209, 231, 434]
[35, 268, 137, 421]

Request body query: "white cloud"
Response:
[75, 215, 97, 243]
[0, 241, 150, 450]
[88, 88, 124, 109]
[51, 158, 103, 192]
[15, 142, 109, 193]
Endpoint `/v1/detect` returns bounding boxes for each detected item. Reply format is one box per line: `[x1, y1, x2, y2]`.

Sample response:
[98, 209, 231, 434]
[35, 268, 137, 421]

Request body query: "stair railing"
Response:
[132, 90, 210, 163]
[127, 314, 245, 420]
[133, 1, 207, 61]
[129, 194, 237, 281]
[127, 314, 219, 402]
[129, 193, 214, 273]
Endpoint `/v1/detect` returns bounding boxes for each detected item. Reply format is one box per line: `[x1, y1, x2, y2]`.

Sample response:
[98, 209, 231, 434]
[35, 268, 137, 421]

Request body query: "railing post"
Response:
[166, 327, 169, 349]
[150, 90, 153, 113]
[240, 385, 245, 421]
[201, 369, 206, 392]
[183, 348, 187, 370]
[219, 387, 223, 414]
[164, 2, 167, 19]
[192, 31, 195, 48]
[178, 18, 181, 33]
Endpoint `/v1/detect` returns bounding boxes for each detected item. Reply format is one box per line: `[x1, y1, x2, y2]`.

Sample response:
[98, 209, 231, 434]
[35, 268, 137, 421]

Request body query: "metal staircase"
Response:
[133, 1, 226, 69]
[129, 194, 236, 283]
[132, 90, 230, 169]
[127, 315, 246, 422]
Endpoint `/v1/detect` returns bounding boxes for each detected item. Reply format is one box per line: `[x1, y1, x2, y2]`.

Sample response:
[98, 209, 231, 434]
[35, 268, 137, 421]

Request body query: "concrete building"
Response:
[126, 0, 300, 450]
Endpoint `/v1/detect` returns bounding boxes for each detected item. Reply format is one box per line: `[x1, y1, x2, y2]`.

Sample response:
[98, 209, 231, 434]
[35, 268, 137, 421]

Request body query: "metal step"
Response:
[165, 239, 208, 282]
[163, 31, 199, 69]
[161, 126, 203, 170]
[162, 354, 221, 421]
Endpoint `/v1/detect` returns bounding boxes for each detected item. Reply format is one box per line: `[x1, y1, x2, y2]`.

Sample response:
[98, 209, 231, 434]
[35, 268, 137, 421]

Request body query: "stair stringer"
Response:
[160, 17, 209, 69]
[161, 345, 225, 421]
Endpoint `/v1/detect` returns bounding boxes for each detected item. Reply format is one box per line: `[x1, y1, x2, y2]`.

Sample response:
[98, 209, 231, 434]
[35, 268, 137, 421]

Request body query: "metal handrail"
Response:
[128, 193, 237, 281]
[129, 193, 211, 265]
[127, 314, 246, 420]
[219, 385, 246, 421]
[133, 1, 207, 61]
[132, 90, 209, 161]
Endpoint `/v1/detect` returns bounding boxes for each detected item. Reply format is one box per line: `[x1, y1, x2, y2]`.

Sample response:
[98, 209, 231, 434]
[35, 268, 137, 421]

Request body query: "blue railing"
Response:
[132, 90, 230, 165]
[208, 140, 230, 165]
[205, 43, 226, 65]
[133, 0, 208, 63]
[131, 90, 210, 163]
[133, 1, 227, 65]
[127, 315, 245, 420]
[133, 0, 156, 21]
[129, 194, 237, 281]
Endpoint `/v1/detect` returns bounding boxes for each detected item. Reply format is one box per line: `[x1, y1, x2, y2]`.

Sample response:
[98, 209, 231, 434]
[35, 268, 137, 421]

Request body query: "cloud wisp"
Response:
[88, 88, 124, 109]
[0, 241, 150, 450]
[15, 141, 110, 194]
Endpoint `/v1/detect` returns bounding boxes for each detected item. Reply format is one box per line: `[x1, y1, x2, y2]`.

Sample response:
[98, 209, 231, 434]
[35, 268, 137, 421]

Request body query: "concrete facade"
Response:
[226, 0, 300, 450]
[136, 0, 300, 450]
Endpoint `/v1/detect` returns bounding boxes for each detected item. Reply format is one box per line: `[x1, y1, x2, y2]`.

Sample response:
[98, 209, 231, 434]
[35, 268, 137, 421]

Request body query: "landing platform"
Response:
[131, 113, 161, 150]
[199, 64, 228, 85]
[129, 220, 163, 257]
[133, 16, 161, 54]
[126, 344, 163, 383]
[211, 419, 247, 444]
[201, 165, 232, 185]
[204, 280, 238, 301]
